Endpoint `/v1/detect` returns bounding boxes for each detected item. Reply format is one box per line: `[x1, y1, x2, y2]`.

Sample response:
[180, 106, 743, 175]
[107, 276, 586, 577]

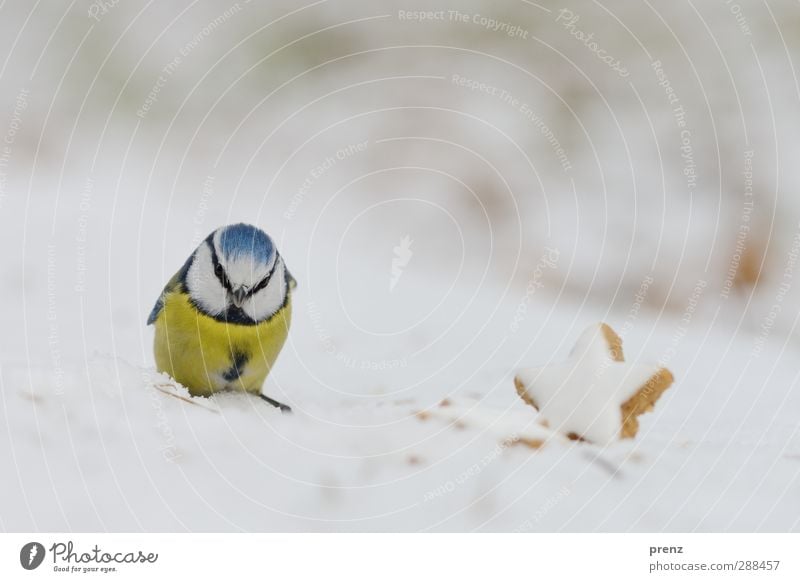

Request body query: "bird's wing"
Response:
[147, 257, 192, 325]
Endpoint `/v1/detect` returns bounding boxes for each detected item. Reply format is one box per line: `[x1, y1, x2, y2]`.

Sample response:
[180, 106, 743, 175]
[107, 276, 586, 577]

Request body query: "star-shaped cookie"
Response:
[514, 323, 674, 445]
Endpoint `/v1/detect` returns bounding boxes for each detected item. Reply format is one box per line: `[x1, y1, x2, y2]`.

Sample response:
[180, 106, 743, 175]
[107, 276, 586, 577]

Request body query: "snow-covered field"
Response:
[3, 298, 800, 532]
[2, 1, 800, 532]
[3, 189, 799, 531]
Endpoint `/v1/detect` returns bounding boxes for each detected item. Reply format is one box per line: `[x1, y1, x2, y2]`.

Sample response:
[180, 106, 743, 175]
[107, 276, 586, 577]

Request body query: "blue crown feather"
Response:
[218, 223, 274, 264]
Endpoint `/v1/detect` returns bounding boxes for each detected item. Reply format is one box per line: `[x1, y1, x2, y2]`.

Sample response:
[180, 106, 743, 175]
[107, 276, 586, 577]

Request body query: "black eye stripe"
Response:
[207, 241, 233, 292]
[208, 241, 281, 298]
[246, 253, 280, 298]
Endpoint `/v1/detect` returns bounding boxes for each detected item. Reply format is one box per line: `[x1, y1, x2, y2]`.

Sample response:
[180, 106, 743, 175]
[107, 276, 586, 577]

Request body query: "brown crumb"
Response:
[513, 438, 545, 450]
[734, 243, 764, 289]
[439, 398, 452, 407]
[415, 410, 430, 421]
[628, 452, 645, 463]
[407, 455, 422, 466]
[19, 391, 44, 403]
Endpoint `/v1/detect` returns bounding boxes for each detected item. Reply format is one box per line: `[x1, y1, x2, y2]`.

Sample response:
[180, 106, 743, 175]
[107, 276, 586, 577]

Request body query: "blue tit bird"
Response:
[147, 223, 296, 412]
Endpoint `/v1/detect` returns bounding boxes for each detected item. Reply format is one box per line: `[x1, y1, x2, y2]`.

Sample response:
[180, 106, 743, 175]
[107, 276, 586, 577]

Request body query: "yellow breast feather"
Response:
[152, 289, 292, 397]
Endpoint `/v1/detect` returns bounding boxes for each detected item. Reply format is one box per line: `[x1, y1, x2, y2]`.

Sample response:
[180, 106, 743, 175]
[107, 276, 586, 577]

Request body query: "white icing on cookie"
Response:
[515, 323, 669, 445]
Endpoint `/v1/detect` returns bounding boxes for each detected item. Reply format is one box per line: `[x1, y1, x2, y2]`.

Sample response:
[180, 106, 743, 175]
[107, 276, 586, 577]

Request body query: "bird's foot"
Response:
[259, 393, 292, 413]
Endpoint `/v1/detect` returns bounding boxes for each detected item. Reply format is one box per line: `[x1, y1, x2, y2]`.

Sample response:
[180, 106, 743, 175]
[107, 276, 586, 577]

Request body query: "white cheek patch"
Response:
[185, 245, 229, 316]
[242, 259, 288, 322]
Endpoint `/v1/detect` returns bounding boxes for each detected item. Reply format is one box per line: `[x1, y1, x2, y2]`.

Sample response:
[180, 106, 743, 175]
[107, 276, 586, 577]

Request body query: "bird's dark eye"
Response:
[214, 263, 224, 277]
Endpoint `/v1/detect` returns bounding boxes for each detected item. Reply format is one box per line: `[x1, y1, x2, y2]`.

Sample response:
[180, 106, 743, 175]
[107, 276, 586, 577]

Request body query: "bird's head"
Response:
[185, 223, 292, 323]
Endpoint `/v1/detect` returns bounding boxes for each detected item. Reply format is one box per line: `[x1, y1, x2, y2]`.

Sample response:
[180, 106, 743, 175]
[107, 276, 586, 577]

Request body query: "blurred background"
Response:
[2, 0, 799, 367]
[1, 0, 800, 531]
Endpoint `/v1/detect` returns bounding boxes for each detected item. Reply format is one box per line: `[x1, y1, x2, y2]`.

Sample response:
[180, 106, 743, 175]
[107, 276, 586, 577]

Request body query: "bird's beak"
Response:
[231, 287, 248, 308]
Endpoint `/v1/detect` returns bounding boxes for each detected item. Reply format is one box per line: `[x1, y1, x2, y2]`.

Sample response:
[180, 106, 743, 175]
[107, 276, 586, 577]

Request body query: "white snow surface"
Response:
[2, 209, 799, 530]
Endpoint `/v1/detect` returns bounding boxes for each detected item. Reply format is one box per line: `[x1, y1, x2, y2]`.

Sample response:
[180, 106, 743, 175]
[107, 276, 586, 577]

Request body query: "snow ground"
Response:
[2, 226, 800, 531]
